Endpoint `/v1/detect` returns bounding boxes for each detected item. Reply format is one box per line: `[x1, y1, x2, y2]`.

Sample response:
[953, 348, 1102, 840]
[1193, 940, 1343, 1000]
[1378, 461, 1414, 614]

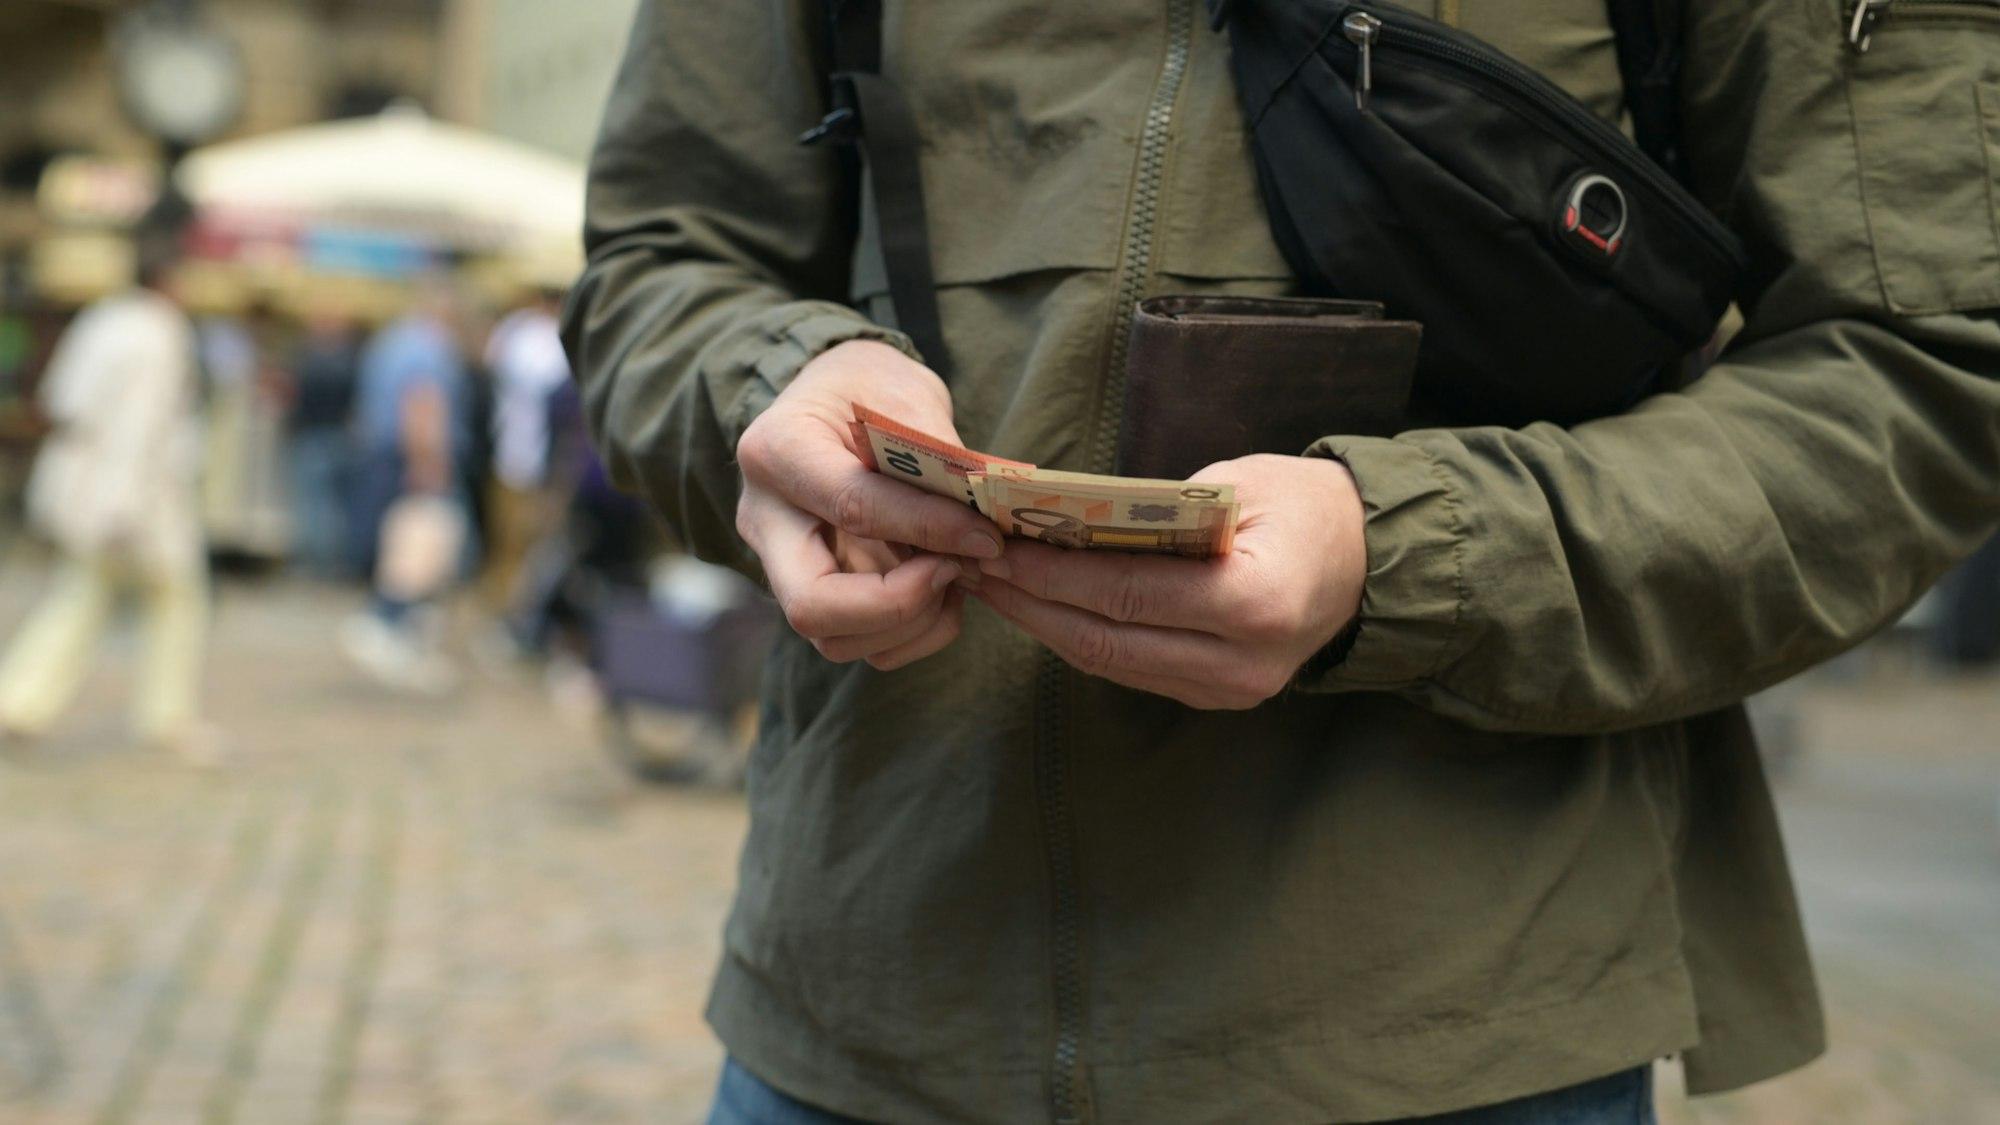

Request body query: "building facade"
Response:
[468, 0, 641, 163]
[0, 0, 447, 275]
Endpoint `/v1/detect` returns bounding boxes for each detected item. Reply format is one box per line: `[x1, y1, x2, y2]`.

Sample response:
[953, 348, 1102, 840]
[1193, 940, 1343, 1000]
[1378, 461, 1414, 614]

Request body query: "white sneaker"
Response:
[341, 613, 458, 697]
[340, 612, 399, 671]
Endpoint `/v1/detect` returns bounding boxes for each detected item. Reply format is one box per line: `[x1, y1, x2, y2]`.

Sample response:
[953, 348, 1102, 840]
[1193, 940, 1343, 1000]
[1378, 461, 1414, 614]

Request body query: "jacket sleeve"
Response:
[560, 0, 917, 579]
[1296, 0, 2000, 733]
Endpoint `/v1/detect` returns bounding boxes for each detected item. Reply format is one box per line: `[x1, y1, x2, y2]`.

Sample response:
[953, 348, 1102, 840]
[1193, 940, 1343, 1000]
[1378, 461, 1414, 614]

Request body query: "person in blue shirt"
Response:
[340, 280, 473, 694]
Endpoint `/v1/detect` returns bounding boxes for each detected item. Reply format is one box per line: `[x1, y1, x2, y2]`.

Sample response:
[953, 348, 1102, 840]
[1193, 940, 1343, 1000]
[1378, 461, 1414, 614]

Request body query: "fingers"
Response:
[746, 495, 962, 639]
[865, 590, 966, 671]
[979, 540, 1255, 634]
[739, 420, 1002, 559]
[788, 553, 958, 639]
[833, 530, 909, 575]
[813, 588, 951, 662]
[973, 580, 1273, 704]
[976, 583, 1252, 708]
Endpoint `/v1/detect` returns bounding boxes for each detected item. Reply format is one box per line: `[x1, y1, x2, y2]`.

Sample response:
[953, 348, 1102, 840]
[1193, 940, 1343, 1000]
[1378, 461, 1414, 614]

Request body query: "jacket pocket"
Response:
[1845, 12, 2000, 313]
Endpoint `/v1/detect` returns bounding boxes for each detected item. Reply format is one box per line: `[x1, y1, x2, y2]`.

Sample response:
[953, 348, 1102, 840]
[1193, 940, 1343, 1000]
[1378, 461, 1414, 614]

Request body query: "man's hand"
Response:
[735, 340, 1002, 671]
[971, 453, 1366, 709]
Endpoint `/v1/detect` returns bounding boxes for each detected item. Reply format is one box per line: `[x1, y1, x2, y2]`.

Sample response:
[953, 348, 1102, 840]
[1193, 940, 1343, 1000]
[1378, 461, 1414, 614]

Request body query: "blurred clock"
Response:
[114, 9, 246, 148]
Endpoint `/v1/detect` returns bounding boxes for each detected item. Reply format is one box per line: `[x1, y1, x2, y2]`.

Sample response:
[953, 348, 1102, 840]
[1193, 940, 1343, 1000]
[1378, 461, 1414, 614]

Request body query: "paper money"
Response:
[850, 404, 1029, 510]
[974, 467, 1237, 557]
[849, 407, 1239, 558]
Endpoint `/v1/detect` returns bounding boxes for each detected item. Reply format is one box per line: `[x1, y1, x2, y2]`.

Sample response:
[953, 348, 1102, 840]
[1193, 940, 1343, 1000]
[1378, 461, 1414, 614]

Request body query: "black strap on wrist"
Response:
[1294, 617, 1363, 685]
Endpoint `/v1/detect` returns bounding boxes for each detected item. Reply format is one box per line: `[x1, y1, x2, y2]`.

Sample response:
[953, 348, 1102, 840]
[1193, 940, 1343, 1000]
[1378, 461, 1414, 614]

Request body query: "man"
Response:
[480, 287, 573, 607]
[0, 224, 215, 762]
[285, 304, 361, 579]
[339, 281, 471, 694]
[566, 1, 2000, 1121]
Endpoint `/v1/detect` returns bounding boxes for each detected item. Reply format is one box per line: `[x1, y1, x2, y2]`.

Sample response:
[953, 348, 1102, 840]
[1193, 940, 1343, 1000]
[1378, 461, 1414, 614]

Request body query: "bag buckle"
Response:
[799, 76, 862, 146]
[1561, 173, 1628, 257]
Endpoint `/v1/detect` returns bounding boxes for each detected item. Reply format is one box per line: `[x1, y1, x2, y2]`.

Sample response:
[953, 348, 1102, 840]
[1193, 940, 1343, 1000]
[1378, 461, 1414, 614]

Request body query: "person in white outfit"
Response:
[0, 241, 214, 760]
[478, 288, 572, 607]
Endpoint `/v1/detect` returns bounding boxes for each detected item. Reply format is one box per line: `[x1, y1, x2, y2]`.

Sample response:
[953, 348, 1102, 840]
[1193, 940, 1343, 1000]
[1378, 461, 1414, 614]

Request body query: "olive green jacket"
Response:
[565, 0, 2000, 1121]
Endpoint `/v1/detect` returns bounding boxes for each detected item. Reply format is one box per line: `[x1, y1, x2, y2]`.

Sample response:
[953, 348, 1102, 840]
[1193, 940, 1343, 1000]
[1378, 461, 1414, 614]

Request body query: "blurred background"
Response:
[0, 1, 1995, 1122]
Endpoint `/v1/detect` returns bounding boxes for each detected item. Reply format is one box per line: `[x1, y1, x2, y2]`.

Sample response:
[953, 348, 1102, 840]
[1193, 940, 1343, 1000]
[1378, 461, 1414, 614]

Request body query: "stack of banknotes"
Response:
[849, 405, 1238, 558]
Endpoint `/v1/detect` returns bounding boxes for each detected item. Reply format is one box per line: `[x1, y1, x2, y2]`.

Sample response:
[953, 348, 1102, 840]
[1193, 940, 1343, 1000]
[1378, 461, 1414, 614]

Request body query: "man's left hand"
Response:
[971, 453, 1367, 710]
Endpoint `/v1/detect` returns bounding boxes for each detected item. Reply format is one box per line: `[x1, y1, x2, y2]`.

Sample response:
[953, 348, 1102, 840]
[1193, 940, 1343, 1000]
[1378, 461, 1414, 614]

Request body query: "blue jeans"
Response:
[705, 1057, 1655, 1124]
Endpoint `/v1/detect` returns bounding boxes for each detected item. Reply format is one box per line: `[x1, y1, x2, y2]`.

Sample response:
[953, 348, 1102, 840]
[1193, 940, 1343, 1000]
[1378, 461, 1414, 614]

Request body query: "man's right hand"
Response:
[735, 340, 1001, 671]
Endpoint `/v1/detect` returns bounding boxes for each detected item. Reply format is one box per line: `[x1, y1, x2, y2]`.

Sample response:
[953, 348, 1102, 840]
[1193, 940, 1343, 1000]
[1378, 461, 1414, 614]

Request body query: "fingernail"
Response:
[931, 563, 961, 592]
[953, 571, 982, 592]
[960, 531, 1003, 560]
[977, 556, 1010, 581]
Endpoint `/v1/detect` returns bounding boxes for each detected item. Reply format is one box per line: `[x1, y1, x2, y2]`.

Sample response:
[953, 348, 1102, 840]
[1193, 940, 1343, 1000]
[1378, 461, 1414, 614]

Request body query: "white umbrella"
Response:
[176, 102, 584, 260]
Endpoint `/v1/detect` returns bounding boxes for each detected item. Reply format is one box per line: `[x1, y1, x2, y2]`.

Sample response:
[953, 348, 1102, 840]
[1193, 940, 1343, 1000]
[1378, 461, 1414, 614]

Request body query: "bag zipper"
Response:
[1336, 1, 1744, 268]
[1343, 11, 1382, 111]
[1848, 0, 2000, 51]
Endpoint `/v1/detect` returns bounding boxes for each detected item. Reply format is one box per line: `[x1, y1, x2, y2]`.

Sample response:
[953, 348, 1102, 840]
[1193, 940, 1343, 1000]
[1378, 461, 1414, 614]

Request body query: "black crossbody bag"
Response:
[1207, 0, 1747, 424]
[805, 0, 1747, 426]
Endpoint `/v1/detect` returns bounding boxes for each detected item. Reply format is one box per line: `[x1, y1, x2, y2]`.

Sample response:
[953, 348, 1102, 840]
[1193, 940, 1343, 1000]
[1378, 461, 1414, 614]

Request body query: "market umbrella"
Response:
[175, 102, 584, 264]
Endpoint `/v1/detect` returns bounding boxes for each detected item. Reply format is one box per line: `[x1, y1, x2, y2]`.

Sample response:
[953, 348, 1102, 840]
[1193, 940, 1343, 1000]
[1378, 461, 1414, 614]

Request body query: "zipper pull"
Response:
[1847, 0, 1890, 52]
[1343, 11, 1382, 111]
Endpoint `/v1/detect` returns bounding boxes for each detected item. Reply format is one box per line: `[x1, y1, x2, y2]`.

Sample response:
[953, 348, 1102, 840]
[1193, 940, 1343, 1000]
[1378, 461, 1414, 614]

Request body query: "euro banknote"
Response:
[850, 405, 1238, 558]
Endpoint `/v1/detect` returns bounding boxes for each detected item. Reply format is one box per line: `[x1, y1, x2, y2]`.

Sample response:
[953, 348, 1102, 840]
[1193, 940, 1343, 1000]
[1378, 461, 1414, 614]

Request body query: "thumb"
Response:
[1185, 458, 1246, 486]
[1186, 456, 1264, 511]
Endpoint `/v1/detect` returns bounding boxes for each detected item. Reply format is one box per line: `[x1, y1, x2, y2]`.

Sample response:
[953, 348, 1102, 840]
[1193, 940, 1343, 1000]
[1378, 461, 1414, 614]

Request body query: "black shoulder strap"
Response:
[800, 0, 952, 376]
[1606, 0, 1693, 186]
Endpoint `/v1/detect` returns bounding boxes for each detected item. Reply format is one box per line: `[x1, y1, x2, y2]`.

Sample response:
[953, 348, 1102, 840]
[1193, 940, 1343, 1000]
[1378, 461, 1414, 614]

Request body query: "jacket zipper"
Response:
[1042, 3, 1194, 1122]
[1847, 0, 2000, 50]
[1035, 657, 1087, 1125]
[1335, 2, 1745, 268]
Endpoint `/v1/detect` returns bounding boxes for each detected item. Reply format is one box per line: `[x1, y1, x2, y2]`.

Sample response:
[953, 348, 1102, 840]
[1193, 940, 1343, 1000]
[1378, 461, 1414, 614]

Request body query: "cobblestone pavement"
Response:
[0, 568, 1995, 1124]
[0, 572, 742, 1124]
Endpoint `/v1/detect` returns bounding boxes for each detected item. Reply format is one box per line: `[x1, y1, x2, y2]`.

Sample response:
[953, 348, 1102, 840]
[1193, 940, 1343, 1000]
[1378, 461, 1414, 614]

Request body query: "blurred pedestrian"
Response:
[479, 287, 572, 608]
[285, 304, 360, 579]
[0, 221, 217, 763]
[197, 302, 290, 560]
[459, 303, 498, 581]
[339, 279, 471, 694]
[504, 379, 650, 661]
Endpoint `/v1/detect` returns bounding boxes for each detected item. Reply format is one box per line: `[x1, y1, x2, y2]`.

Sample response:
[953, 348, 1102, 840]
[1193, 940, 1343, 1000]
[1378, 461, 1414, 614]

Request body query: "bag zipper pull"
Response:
[1342, 11, 1382, 110]
[1847, 0, 1890, 52]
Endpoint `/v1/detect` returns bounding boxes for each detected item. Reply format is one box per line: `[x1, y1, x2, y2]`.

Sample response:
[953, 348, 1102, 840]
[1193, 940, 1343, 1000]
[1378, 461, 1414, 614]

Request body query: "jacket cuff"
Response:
[730, 305, 922, 445]
[1297, 434, 1468, 690]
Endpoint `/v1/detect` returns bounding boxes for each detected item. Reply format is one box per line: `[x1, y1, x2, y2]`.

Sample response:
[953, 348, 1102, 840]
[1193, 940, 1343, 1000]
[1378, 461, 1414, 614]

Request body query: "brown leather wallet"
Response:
[1115, 295, 1421, 481]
